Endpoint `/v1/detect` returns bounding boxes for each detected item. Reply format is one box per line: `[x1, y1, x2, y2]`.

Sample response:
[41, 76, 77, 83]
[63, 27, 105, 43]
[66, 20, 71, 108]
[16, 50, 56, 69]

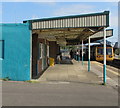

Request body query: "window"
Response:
[97, 47, 112, 55]
[47, 45, 49, 57]
[38, 43, 42, 59]
[0, 40, 4, 59]
[107, 48, 112, 55]
[97, 48, 103, 55]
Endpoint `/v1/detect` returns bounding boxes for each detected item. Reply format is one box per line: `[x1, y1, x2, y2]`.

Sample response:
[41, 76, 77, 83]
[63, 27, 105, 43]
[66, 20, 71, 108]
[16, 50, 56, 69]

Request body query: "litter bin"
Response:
[49, 58, 54, 66]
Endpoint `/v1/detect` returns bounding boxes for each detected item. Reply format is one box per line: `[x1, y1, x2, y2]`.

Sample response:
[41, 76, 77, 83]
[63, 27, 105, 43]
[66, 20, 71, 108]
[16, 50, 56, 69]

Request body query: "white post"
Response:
[88, 37, 90, 72]
[103, 27, 106, 84]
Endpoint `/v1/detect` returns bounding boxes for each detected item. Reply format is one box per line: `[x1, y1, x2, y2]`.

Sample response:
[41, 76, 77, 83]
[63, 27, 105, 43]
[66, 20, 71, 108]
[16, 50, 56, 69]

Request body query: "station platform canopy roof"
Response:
[67, 29, 113, 45]
[24, 11, 113, 46]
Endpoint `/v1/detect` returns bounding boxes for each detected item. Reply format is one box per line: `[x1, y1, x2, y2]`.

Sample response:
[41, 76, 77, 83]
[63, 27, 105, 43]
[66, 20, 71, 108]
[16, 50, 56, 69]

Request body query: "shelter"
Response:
[0, 11, 113, 81]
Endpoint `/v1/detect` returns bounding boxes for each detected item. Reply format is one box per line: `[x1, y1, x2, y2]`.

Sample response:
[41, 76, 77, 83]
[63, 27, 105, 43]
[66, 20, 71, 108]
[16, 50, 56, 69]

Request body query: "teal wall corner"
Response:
[0, 23, 31, 81]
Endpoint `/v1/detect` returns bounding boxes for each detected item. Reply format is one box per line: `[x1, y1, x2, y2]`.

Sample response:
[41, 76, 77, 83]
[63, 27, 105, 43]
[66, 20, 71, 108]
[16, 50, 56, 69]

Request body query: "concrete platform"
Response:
[38, 59, 100, 83]
[38, 59, 118, 87]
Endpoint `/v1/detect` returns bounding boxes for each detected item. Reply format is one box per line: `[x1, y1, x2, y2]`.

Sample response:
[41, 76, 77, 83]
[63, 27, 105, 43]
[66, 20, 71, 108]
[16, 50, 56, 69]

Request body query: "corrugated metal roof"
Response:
[24, 11, 109, 30]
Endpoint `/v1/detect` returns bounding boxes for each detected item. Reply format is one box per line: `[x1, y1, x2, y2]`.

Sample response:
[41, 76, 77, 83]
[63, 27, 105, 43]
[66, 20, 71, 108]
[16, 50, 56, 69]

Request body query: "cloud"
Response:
[31, 15, 39, 19]
[53, 4, 96, 17]
[110, 15, 118, 28]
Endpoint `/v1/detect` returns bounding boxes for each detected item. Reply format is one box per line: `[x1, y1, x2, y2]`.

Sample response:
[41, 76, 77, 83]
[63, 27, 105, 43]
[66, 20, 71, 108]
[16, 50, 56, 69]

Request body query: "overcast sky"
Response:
[1, 2, 119, 43]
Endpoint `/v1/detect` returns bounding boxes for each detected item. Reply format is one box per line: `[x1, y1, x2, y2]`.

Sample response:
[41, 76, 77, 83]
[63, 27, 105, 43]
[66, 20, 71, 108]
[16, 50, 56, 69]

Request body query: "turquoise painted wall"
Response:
[0, 23, 31, 81]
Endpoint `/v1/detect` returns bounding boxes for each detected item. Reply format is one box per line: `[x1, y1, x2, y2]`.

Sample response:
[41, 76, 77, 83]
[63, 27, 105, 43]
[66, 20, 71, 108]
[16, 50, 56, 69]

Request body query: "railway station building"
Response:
[0, 11, 113, 81]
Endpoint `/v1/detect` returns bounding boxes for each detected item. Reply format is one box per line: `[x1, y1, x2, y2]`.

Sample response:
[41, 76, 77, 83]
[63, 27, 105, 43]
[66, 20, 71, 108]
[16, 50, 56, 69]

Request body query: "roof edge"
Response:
[23, 11, 110, 23]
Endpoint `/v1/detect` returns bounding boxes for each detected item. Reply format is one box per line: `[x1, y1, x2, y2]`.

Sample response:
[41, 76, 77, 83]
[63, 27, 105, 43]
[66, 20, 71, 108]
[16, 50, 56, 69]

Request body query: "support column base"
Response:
[103, 64, 106, 84]
[82, 56, 84, 65]
[88, 59, 90, 72]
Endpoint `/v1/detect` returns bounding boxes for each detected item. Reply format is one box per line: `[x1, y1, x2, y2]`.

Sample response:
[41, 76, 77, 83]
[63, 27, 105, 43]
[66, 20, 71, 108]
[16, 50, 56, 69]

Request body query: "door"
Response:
[32, 34, 38, 78]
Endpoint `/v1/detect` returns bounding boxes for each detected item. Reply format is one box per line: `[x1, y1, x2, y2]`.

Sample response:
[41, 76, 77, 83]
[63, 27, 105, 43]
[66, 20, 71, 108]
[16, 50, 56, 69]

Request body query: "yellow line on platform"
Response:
[107, 68, 119, 76]
[93, 62, 120, 76]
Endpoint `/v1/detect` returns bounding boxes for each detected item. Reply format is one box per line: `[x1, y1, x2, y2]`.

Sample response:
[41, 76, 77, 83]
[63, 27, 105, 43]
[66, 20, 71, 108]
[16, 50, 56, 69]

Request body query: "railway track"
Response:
[97, 58, 120, 69]
[108, 59, 120, 69]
